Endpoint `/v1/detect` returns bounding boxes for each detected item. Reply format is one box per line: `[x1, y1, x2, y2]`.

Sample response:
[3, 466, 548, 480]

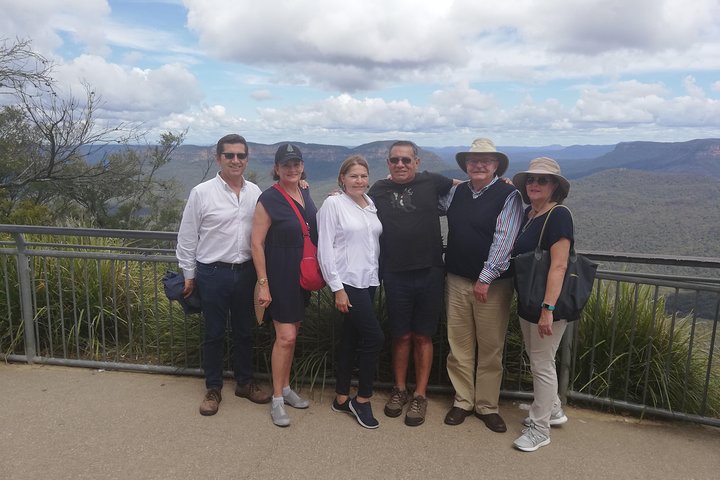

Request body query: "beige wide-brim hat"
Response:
[455, 138, 509, 175]
[512, 157, 570, 204]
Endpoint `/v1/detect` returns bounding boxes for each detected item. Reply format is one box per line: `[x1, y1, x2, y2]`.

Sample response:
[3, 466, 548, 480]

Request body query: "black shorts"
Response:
[382, 266, 444, 337]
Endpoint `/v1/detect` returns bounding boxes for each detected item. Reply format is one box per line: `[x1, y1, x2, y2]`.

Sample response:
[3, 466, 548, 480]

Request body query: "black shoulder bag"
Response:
[513, 205, 597, 321]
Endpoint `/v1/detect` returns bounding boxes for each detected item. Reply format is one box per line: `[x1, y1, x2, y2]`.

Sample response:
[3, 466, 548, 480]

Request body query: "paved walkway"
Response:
[1, 363, 719, 480]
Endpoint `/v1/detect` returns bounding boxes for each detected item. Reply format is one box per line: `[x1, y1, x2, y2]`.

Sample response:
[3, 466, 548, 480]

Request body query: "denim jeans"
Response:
[335, 285, 385, 398]
[195, 261, 256, 390]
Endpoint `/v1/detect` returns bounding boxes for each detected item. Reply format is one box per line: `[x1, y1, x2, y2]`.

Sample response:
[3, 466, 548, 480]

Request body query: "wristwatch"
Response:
[257, 277, 268, 286]
[541, 303, 555, 311]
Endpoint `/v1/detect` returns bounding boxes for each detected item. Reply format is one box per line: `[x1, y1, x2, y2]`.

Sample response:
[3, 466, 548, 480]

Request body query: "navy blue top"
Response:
[512, 205, 574, 256]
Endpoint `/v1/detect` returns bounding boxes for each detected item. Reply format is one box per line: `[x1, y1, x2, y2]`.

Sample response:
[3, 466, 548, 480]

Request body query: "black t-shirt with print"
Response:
[368, 171, 453, 273]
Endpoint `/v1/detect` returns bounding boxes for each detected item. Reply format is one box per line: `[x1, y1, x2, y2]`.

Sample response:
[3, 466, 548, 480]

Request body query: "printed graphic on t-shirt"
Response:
[390, 188, 416, 212]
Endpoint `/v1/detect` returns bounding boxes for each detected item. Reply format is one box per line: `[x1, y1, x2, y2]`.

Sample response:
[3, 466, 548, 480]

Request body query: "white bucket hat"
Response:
[455, 138, 509, 175]
[512, 157, 570, 204]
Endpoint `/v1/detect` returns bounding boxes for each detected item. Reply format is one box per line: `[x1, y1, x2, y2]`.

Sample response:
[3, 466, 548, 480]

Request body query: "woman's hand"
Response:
[538, 309, 554, 338]
[334, 289, 352, 313]
[257, 284, 272, 307]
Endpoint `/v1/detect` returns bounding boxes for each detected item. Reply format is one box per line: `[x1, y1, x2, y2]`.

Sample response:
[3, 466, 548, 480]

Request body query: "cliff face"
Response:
[595, 138, 720, 176]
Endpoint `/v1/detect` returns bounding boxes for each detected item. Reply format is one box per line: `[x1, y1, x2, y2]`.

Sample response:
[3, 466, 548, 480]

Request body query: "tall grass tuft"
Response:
[573, 280, 720, 417]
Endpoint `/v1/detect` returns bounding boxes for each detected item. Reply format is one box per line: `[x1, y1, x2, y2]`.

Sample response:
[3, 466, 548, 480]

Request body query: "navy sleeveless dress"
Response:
[257, 185, 319, 323]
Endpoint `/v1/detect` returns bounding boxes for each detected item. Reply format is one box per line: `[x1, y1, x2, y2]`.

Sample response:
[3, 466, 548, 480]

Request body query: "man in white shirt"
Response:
[176, 134, 271, 416]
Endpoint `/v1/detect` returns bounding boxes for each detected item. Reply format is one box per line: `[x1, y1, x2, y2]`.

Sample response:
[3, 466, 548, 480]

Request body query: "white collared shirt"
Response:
[176, 173, 261, 279]
[317, 192, 383, 292]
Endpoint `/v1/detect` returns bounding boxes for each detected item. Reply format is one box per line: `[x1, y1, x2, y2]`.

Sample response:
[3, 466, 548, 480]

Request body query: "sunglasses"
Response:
[388, 156, 414, 165]
[526, 175, 553, 186]
[221, 152, 248, 160]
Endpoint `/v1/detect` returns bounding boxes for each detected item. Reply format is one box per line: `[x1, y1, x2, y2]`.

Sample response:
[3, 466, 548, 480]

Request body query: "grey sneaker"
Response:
[513, 424, 551, 452]
[404, 395, 427, 427]
[523, 408, 568, 427]
[283, 388, 309, 409]
[384, 387, 409, 418]
[271, 402, 290, 427]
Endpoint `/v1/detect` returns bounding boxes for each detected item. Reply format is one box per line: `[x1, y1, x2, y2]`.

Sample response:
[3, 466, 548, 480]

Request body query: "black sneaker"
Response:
[331, 397, 352, 415]
[349, 398, 380, 429]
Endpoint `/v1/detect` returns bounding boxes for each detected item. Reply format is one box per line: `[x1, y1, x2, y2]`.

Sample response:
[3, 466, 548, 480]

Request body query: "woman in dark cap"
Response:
[510, 157, 572, 452]
[251, 143, 319, 427]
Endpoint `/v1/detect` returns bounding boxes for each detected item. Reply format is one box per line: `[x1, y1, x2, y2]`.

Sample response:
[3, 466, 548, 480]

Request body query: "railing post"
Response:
[13, 233, 37, 362]
[558, 321, 574, 403]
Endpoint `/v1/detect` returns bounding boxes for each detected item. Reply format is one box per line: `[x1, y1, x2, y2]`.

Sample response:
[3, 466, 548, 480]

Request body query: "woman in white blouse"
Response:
[317, 155, 385, 429]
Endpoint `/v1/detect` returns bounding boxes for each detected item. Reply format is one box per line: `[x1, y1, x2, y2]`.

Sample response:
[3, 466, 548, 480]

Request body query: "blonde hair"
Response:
[337, 155, 370, 189]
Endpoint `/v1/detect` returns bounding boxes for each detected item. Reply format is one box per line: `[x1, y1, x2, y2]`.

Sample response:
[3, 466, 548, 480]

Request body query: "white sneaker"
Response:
[283, 388, 309, 409]
[271, 402, 290, 427]
[513, 425, 551, 452]
[523, 408, 568, 427]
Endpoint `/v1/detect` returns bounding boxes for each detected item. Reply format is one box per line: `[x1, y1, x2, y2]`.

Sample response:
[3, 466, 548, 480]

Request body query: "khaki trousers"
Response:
[520, 317, 567, 436]
[445, 273, 513, 414]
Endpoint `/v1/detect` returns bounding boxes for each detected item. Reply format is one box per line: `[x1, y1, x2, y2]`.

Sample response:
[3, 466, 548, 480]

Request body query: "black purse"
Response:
[513, 205, 597, 321]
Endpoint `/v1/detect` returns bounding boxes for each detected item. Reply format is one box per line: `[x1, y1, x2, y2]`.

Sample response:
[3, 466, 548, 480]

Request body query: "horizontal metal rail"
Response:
[1, 224, 718, 427]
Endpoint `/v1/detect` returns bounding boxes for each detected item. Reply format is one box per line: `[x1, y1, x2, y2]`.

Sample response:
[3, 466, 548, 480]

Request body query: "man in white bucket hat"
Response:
[440, 138, 523, 433]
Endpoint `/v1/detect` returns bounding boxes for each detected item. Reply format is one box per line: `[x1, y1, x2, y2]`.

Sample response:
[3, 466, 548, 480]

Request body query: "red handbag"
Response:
[272, 184, 326, 291]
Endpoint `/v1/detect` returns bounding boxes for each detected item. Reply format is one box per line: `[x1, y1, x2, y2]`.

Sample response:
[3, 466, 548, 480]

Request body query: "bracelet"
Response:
[541, 303, 555, 311]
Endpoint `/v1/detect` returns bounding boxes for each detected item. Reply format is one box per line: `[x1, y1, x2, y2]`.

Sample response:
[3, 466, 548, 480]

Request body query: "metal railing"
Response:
[1, 225, 719, 427]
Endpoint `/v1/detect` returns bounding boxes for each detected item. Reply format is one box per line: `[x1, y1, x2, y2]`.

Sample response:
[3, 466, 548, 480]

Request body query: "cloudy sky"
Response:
[2, 0, 719, 147]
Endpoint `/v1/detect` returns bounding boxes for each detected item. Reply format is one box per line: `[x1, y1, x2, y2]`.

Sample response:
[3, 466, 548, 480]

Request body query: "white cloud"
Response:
[250, 90, 273, 101]
[0, 0, 111, 55]
[53, 55, 203, 118]
[184, 0, 720, 91]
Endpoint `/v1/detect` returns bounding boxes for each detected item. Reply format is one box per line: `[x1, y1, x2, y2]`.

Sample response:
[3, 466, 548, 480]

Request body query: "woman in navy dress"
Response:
[252, 143, 319, 427]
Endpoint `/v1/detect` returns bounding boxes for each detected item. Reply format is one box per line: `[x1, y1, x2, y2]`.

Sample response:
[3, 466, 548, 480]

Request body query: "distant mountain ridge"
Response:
[82, 137, 720, 198]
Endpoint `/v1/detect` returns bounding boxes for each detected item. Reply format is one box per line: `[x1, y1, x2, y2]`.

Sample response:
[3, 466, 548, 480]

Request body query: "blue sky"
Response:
[1, 0, 719, 147]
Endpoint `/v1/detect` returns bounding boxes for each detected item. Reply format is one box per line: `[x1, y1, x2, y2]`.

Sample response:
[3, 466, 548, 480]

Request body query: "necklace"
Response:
[521, 202, 557, 234]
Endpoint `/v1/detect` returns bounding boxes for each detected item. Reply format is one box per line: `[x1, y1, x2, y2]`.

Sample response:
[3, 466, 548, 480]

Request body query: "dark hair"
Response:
[272, 164, 307, 181]
[337, 155, 369, 189]
[216, 134, 248, 156]
[551, 179, 566, 204]
[388, 140, 418, 158]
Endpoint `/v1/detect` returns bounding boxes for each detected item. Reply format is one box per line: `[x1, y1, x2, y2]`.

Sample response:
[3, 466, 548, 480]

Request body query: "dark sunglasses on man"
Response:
[388, 156, 413, 165]
[222, 152, 248, 160]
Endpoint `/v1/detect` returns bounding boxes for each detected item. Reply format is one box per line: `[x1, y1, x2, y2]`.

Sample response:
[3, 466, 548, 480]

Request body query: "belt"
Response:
[198, 260, 253, 270]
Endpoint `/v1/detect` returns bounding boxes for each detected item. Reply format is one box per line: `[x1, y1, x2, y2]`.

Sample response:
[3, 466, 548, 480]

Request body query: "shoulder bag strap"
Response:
[537, 204, 577, 260]
[272, 183, 309, 237]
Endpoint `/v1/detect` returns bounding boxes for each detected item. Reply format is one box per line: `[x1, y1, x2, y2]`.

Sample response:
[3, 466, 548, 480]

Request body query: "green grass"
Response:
[572, 280, 720, 417]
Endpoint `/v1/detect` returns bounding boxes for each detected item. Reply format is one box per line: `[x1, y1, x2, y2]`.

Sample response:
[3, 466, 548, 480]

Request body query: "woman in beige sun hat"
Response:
[510, 157, 573, 452]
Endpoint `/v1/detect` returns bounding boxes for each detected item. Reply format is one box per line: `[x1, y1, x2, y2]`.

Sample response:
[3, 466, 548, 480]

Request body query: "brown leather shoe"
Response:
[444, 406, 472, 426]
[199, 389, 221, 416]
[235, 382, 271, 404]
[476, 412, 507, 432]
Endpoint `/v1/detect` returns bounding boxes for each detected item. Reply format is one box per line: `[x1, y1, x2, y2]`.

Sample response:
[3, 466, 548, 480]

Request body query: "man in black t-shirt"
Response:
[368, 141, 454, 427]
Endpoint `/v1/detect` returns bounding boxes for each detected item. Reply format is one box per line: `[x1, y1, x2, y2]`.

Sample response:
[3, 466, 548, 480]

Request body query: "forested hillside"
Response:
[567, 169, 720, 258]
